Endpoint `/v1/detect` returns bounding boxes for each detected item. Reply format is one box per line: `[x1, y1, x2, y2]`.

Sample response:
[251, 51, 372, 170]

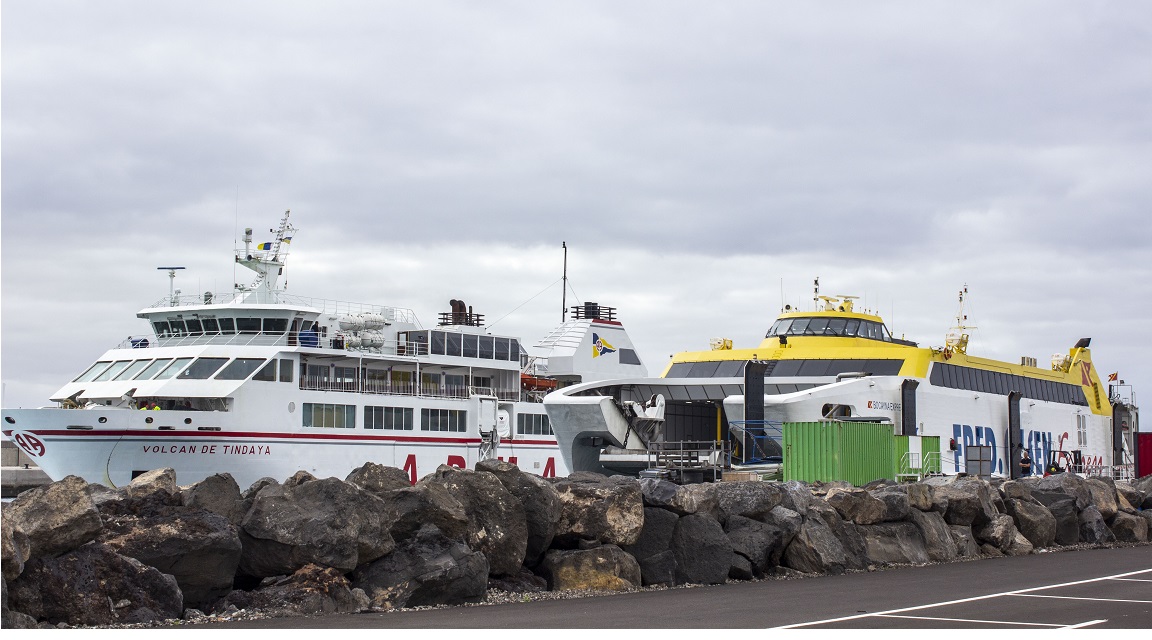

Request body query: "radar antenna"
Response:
[157, 266, 186, 306]
[234, 210, 297, 303]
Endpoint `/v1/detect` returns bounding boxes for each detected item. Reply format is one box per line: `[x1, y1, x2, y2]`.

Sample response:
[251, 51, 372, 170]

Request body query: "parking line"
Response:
[1111, 578, 1152, 583]
[775, 567, 1152, 629]
[875, 614, 1065, 627]
[1011, 594, 1152, 604]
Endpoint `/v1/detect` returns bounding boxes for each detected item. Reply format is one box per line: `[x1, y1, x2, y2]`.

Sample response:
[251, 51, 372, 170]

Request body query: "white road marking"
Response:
[775, 567, 1152, 628]
[1011, 594, 1152, 604]
[875, 614, 1064, 627]
[1110, 577, 1152, 583]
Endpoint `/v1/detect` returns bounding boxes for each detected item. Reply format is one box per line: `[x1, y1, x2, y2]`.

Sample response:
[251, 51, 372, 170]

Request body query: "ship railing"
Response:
[897, 451, 943, 482]
[1082, 463, 1135, 482]
[646, 440, 731, 483]
[300, 376, 518, 401]
[143, 292, 420, 326]
[121, 332, 293, 349]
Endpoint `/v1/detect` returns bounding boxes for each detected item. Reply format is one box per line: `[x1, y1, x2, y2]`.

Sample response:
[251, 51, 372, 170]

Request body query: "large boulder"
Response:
[1114, 482, 1144, 513]
[640, 479, 718, 517]
[1085, 478, 1120, 519]
[1032, 492, 1080, 546]
[351, 524, 489, 610]
[422, 466, 528, 576]
[858, 522, 930, 565]
[8, 542, 182, 626]
[712, 481, 783, 524]
[4, 476, 103, 558]
[725, 515, 791, 577]
[101, 509, 242, 611]
[181, 473, 247, 526]
[778, 480, 812, 514]
[1036, 473, 1093, 511]
[825, 488, 888, 525]
[670, 513, 733, 585]
[214, 564, 368, 617]
[932, 477, 998, 527]
[976, 514, 1018, 553]
[1005, 498, 1057, 549]
[2, 509, 31, 581]
[808, 498, 868, 571]
[1078, 506, 1116, 544]
[781, 517, 849, 575]
[552, 475, 644, 547]
[539, 545, 642, 591]
[1108, 511, 1149, 543]
[869, 488, 911, 522]
[345, 462, 412, 496]
[621, 507, 678, 585]
[907, 508, 958, 562]
[476, 459, 561, 565]
[949, 525, 980, 558]
[1006, 530, 1035, 556]
[385, 481, 470, 543]
[239, 477, 394, 577]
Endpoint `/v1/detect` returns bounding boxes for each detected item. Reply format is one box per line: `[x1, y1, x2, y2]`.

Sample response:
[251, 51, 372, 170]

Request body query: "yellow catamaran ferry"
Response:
[544, 285, 1139, 480]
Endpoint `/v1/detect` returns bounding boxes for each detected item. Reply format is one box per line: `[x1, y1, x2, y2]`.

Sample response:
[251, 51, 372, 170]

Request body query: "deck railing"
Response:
[300, 376, 524, 401]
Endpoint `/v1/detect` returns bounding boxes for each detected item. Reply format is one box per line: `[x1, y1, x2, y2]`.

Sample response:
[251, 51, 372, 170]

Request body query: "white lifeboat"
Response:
[360, 313, 386, 330]
[338, 315, 364, 332]
[360, 330, 386, 348]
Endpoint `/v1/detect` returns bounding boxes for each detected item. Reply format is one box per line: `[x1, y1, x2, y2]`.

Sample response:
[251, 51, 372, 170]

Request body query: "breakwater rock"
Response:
[3, 465, 1151, 628]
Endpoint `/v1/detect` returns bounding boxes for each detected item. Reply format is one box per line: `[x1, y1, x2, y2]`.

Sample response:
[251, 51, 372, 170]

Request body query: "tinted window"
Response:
[154, 357, 193, 380]
[844, 319, 860, 336]
[689, 361, 721, 378]
[237, 318, 262, 333]
[202, 318, 220, 333]
[446, 333, 462, 357]
[665, 363, 692, 377]
[253, 360, 277, 381]
[114, 360, 152, 381]
[788, 319, 810, 335]
[263, 318, 288, 333]
[494, 337, 509, 360]
[619, 348, 642, 365]
[479, 336, 494, 359]
[215, 358, 267, 380]
[94, 361, 131, 381]
[279, 358, 294, 382]
[797, 360, 832, 376]
[463, 334, 478, 358]
[772, 360, 803, 377]
[179, 357, 229, 379]
[152, 321, 170, 337]
[185, 319, 204, 336]
[827, 318, 847, 335]
[219, 318, 236, 334]
[715, 360, 746, 377]
[135, 358, 173, 380]
[806, 318, 829, 335]
[508, 339, 521, 362]
[74, 361, 113, 382]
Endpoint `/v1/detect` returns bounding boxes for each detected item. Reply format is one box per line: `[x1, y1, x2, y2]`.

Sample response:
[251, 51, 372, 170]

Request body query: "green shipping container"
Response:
[782, 421, 896, 486]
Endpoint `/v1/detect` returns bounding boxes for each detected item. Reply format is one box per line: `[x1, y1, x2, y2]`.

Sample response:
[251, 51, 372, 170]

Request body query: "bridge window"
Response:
[94, 361, 132, 381]
[236, 318, 262, 334]
[74, 361, 113, 383]
[201, 318, 220, 334]
[263, 318, 288, 334]
[215, 358, 267, 380]
[135, 358, 173, 380]
[253, 360, 277, 381]
[153, 358, 193, 380]
[179, 357, 229, 379]
[219, 318, 236, 334]
[114, 360, 153, 381]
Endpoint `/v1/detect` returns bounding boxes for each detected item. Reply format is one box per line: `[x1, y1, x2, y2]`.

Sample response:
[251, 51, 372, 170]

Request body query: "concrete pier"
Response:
[2, 439, 52, 498]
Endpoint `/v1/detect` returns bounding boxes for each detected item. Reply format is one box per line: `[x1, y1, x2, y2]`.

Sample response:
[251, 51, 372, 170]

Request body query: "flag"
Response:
[1108, 372, 1118, 382]
[257, 242, 272, 250]
[282, 237, 292, 244]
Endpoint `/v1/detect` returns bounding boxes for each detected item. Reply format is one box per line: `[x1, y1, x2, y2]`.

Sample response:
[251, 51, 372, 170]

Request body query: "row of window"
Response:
[401, 330, 522, 362]
[75, 357, 294, 384]
[929, 363, 1088, 406]
[303, 403, 553, 435]
[153, 317, 290, 338]
[766, 317, 894, 341]
[665, 359, 905, 379]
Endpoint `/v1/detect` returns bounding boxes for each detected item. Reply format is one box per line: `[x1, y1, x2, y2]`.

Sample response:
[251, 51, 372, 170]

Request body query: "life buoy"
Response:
[943, 348, 952, 360]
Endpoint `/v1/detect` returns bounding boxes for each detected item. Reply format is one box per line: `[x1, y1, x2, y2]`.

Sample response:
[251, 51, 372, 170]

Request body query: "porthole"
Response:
[98, 417, 108, 424]
[184, 418, 192, 425]
[288, 402, 295, 413]
[145, 417, 153, 424]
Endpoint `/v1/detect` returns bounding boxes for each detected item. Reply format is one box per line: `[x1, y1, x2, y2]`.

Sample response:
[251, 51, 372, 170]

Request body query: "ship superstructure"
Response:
[2, 211, 648, 488]
[544, 284, 1137, 481]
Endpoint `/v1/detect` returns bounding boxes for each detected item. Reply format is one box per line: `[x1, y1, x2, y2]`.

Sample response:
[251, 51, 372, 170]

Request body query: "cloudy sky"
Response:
[3, 1, 1150, 409]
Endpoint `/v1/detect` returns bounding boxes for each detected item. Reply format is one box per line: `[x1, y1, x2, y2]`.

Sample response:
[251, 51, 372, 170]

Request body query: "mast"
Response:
[561, 241, 568, 322]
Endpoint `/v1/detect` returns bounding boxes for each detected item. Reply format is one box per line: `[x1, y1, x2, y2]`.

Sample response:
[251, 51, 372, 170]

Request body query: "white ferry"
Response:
[1, 211, 649, 488]
[544, 284, 1140, 481]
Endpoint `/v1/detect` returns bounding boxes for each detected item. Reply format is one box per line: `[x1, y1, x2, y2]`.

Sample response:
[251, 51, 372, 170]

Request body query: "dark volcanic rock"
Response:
[712, 481, 783, 524]
[725, 514, 790, 577]
[781, 516, 848, 575]
[2, 509, 31, 581]
[5, 475, 103, 558]
[215, 564, 367, 617]
[352, 524, 489, 610]
[345, 462, 413, 496]
[181, 473, 247, 527]
[859, 521, 930, 565]
[552, 475, 644, 547]
[1078, 506, 1116, 545]
[422, 465, 528, 576]
[239, 476, 394, 577]
[1005, 497, 1056, 549]
[386, 481, 470, 543]
[476, 459, 561, 566]
[101, 509, 242, 611]
[622, 506, 678, 582]
[9, 542, 182, 626]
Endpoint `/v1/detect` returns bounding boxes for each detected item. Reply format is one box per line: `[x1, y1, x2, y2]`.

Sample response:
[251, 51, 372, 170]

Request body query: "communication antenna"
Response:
[157, 266, 186, 306]
[561, 241, 568, 322]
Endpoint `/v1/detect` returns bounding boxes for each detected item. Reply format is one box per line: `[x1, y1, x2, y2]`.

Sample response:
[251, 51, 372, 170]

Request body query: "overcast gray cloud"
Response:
[3, 1, 1150, 408]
